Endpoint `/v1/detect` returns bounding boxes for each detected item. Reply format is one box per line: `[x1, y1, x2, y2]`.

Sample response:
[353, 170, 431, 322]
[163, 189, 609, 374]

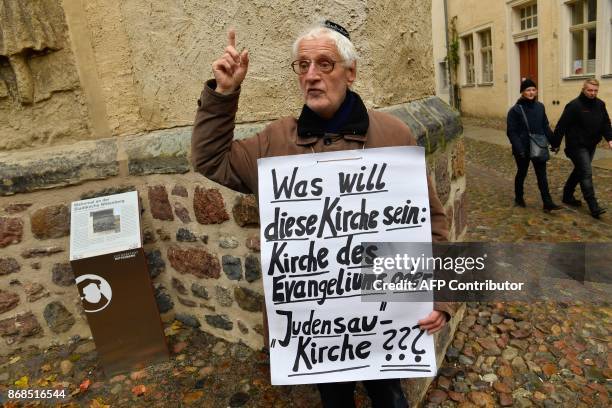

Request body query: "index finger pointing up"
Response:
[228, 29, 236, 48]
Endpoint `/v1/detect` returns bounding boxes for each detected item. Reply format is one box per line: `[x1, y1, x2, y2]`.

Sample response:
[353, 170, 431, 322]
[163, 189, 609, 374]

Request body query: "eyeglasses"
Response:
[291, 59, 340, 75]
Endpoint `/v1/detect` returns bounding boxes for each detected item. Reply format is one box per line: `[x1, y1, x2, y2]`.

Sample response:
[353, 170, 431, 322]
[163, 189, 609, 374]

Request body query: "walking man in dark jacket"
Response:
[553, 79, 612, 218]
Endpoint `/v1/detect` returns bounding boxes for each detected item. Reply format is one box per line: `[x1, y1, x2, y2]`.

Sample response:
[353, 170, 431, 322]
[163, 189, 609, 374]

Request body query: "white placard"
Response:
[70, 191, 141, 261]
[258, 146, 437, 385]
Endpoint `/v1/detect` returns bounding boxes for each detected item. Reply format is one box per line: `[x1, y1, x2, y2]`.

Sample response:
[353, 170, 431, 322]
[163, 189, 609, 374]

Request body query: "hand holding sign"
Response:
[212, 29, 250, 94]
[418, 310, 447, 334]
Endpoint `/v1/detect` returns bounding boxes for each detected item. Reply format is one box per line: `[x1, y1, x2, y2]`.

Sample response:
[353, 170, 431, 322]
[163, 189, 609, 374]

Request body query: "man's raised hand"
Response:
[212, 29, 249, 94]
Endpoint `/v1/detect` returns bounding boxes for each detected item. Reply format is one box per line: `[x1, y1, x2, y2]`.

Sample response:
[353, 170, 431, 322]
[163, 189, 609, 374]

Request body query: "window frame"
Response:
[566, 0, 598, 76]
[520, 3, 538, 31]
[478, 29, 494, 84]
[462, 34, 476, 86]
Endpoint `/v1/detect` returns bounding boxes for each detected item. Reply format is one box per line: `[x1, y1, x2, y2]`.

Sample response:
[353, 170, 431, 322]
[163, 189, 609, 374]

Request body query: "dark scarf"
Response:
[579, 92, 596, 107]
[297, 90, 369, 138]
[517, 96, 536, 106]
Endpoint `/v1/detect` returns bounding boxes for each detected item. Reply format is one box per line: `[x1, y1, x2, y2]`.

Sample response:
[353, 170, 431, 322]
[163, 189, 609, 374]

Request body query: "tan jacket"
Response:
[192, 81, 456, 318]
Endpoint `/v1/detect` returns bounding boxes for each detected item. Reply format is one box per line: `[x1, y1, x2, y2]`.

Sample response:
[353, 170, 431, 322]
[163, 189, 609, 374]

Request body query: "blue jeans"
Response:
[317, 379, 409, 408]
[564, 147, 597, 207]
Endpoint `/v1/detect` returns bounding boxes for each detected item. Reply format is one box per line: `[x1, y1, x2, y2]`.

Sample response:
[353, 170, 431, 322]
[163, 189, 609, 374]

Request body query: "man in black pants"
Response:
[553, 79, 612, 219]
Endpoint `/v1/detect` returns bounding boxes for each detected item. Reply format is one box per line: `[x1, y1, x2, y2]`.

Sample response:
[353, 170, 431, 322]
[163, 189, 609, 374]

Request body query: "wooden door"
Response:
[519, 39, 538, 85]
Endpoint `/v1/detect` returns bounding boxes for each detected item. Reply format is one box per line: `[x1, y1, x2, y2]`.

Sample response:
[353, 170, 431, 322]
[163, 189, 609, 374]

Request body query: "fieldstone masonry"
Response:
[0, 96, 464, 404]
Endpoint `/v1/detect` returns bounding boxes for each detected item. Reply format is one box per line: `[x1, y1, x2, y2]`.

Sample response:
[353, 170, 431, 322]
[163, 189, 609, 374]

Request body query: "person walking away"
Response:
[506, 79, 561, 212]
[552, 79, 612, 219]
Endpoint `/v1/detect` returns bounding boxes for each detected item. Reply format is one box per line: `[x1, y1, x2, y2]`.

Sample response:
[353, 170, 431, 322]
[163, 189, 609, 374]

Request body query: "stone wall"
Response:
[0, 97, 464, 354]
[1, 0, 435, 151]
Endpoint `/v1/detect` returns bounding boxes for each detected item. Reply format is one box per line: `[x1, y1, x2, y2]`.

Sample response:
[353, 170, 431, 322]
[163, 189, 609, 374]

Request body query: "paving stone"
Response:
[437, 376, 451, 390]
[428, 389, 448, 403]
[448, 390, 466, 402]
[512, 356, 528, 373]
[194, 187, 229, 224]
[229, 391, 250, 407]
[498, 392, 513, 406]
[493, 381, 511, 393]
[501, 346, 519, 361]
[30, 205, 70, 239]
[477, 337, 501, 356]
[0, 217, 24, 247]
[467, 391, 495, 407]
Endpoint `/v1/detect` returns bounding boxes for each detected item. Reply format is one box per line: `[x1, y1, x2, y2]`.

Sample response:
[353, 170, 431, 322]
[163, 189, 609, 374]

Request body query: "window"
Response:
[520, 3, 538, 30]
[439, 61, 449, 90]
[479, 29, 493, 83]
[568, 0, 597, 75]
[463, 36, 475, 85]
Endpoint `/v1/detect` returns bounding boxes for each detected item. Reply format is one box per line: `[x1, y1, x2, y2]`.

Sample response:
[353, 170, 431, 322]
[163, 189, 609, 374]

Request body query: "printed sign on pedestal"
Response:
[70, 191, 168, 376]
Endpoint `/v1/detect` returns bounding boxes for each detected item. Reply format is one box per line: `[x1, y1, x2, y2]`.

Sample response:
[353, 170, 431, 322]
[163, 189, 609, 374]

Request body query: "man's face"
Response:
[583, 84, 599, 99]
[296, 37, 356, 119]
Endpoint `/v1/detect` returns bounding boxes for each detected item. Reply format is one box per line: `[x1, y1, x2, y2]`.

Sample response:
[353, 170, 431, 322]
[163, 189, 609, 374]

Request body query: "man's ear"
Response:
[346, 62, 357, 86]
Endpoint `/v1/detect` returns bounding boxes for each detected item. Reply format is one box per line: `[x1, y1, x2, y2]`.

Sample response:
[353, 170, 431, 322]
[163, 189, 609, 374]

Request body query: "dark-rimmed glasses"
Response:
[291, 59, 341, 75]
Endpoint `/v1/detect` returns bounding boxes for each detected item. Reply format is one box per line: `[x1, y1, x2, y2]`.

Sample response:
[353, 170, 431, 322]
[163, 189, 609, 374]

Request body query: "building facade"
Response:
[433, 0, 612, 122]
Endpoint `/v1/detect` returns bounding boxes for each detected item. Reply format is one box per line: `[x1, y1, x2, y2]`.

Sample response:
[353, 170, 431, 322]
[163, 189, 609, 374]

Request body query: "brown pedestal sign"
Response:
[69, 191, 168, 376]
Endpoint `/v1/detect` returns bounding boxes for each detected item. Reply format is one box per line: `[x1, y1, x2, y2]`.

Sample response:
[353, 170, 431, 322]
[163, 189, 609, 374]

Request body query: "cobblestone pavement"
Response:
[422, 138, 611, 407]
[1, 135, 610, 408]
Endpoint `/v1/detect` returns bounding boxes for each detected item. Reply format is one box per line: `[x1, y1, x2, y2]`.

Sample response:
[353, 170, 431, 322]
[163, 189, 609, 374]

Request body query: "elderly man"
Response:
[553, 79, 612, 219]
[192, 20, 454, 407]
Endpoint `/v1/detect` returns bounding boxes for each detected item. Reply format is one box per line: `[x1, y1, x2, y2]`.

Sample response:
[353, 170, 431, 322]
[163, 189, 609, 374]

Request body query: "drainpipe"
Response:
[443, 0, 455, 108]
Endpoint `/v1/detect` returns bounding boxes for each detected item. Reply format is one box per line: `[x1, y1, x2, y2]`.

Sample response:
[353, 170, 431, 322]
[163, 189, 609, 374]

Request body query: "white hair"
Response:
[292, 22, 359, 67]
